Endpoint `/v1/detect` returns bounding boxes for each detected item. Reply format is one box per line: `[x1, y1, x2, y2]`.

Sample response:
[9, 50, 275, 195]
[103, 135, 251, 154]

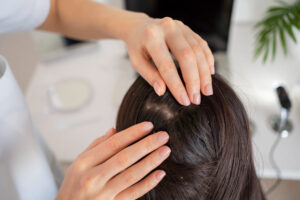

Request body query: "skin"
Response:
[39, 0, 215, 106]
[56, 122, 171, 200]
[39, 0, 214, 198]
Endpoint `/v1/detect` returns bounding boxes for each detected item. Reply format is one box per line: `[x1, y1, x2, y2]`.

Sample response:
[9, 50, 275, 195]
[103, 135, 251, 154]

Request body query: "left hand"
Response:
[123, 15, 215, 106]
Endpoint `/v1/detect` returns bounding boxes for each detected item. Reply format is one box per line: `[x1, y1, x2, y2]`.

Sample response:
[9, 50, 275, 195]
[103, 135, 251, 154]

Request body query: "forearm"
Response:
[39, 0, 149, 41]
[39, 0, 215, 106]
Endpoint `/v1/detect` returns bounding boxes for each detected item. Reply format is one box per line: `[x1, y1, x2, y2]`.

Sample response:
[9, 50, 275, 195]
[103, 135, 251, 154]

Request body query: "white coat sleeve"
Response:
[0, 0, 50, 33]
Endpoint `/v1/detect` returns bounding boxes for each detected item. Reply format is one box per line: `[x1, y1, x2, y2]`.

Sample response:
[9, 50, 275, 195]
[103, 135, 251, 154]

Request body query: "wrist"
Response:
[114, 11, 151, 43]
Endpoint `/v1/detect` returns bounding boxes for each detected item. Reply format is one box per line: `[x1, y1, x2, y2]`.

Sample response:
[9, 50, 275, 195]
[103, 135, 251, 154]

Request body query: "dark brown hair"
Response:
[116, 74, 266, 200]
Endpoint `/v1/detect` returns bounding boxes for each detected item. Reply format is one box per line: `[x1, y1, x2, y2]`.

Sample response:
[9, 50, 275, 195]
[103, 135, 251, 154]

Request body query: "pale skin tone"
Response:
[56, 122, 171, 200]
[39, 0, 214, 199]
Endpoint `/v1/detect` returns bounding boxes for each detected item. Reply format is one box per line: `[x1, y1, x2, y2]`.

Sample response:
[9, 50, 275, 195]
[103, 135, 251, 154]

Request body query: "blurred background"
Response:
[1, 0, 300, 199]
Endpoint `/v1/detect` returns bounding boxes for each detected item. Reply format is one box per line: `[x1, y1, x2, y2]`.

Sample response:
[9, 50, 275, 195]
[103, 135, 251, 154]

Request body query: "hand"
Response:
[56, 122, 170, 200]
[124, 15, 214, 106]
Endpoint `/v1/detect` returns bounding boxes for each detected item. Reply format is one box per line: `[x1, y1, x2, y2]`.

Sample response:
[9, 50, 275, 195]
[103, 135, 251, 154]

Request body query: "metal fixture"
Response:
[270, 86, 293, 137]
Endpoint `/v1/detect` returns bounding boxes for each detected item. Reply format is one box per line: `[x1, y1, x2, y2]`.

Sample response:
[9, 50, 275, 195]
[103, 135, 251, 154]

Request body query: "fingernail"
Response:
[193, 93, 201, 105]
[205, 84, 213, 96]
[180, 92, 191, 106]
[158, 132, 169, 143]
[156, 171, 166, 181]
[153, 82, 163, 96]
[143, 122, 154, 131]
[160, 147, 171, 158]
[210, 65, 215, 74]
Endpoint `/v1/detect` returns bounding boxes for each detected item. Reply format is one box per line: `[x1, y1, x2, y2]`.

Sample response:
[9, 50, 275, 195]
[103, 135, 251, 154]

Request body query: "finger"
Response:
[85, 128, 116, 151]
[192, 31, 215, 74]
[180, 27, 213, 96]
[115, 170, 166, 200]
[129, 51, 166, 96]
[194, 45, 213, 96]
[107, 146, 170, 196]
[143, 24, 190, 106]
[82, 122, 154, 168]
[168, 21, 201, 105]
[96, 131, 169, 185]
[164, 24, 200, 105]
[175, 21, 213, 97]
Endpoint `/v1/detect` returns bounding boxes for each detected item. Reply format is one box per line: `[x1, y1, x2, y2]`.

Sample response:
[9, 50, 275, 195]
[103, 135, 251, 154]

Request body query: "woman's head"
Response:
[116, 74, 265, 200]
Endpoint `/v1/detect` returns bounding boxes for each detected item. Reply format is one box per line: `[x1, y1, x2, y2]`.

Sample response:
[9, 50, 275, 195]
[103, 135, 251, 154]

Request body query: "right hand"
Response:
[124, 15, 214, 106]
[55, 122, 170, 200]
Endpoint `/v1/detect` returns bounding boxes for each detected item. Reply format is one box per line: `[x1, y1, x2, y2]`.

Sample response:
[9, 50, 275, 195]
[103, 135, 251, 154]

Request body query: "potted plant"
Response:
[255, 1, 300, 62]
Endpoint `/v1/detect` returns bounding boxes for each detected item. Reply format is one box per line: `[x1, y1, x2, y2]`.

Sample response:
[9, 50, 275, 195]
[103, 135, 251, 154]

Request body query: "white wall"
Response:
[232, 0, 297, 23]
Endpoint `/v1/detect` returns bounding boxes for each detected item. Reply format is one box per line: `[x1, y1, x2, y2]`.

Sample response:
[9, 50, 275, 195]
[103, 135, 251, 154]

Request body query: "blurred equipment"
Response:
[125, 0, 234, 52]
[267, 85, 293, 196]
[47, 79, 92, 112]
[270, 86, 293, 138]
[63, 37, 86, 46]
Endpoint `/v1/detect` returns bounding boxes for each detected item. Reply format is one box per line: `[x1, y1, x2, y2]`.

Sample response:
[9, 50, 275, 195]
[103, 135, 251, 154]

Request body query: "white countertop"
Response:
[26, 23, 300, 180]
[26, 40, 137, 162]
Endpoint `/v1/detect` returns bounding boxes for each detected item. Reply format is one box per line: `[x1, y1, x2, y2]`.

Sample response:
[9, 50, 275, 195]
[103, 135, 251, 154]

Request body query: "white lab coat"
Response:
[0, 0, 63, 199]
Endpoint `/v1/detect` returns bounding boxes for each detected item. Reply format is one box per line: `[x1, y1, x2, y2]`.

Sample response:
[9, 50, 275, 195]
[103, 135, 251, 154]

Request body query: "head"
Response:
[116, 74, 265, 200]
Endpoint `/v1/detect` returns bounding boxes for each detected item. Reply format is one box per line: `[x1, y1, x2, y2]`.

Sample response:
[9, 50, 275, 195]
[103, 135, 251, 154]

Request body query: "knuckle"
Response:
[160, 17, 174, 27]
[201, 39, 208, 47]
[80, 175, 94, 192]
[198, 54, 208, 67]
[207, 53, 215, 62]
[98, 170, 108, 181]
[180, 48, 194, 62]
[192, 44, 203, 54]
[124, 173, 136, 185]
[159, 65, 175, 75]
[107, 139, 121, 151]
[144, 25, 160, 40]
[175, 19, 184, 26]
[197, 51, 206, 61]
[116, 154, 129, 167]
[73, 158, 87, 173]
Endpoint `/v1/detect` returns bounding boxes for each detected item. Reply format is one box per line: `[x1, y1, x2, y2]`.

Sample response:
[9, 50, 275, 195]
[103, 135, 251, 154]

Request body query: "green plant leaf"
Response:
[258, 29, 271, 43]
[255, 42, 265, 59]
[272, 29, 277, 61]
[254, 0, 300, 62]
[279, 26, 287, 55]
[267, 6, 286, 14]
[287, 13, 300, 30]
[263, 38, 270, 63]
[262, 14, 282, 26]
[291, 8, 300, 29]
[281, 18, 297, 42]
